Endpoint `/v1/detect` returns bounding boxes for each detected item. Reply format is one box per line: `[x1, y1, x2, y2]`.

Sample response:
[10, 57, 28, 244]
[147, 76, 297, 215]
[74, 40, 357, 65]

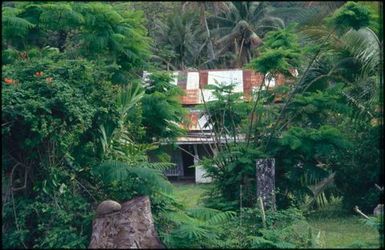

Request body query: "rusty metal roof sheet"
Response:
[172, 69, 287, 105]
[143, 69, 294, 134]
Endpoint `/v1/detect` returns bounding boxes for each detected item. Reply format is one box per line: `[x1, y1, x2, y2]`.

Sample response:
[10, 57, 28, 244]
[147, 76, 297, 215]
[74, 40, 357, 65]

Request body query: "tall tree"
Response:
[210, 1, 285, 67]
[152, 11, 206, 70]
[182, 2, 229, 63]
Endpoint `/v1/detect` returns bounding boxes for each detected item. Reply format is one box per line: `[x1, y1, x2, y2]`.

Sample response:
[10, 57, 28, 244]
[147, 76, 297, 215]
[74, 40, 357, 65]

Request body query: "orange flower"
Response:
[46, 77, 53, 83]
[35, 71, 44, 77]
[4, 78, 14, 84]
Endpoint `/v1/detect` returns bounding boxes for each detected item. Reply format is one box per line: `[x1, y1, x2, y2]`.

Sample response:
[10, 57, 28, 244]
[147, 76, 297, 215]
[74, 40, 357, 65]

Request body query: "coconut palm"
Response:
[181, 2, 230, 63]
[210, 1, 285, 67]
[152, 11, 206, 70]
[269, 2, 345, 28]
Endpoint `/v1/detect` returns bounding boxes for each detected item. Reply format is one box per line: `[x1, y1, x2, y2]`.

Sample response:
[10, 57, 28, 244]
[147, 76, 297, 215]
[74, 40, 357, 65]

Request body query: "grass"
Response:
[306, 197, 381, 248]
[172, 182, 211, 208]
[308, 216, 381, 248]
[172, 183, 382, 248]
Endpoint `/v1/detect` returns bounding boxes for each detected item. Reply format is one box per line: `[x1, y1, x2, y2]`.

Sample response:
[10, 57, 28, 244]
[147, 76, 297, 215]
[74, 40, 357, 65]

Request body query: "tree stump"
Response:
[256, 158, 276, 211]
[89, 196, 164, 249]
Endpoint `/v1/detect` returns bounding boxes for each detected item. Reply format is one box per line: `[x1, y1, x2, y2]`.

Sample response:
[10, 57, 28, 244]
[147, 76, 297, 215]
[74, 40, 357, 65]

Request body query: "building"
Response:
[147, 69, 293, 183]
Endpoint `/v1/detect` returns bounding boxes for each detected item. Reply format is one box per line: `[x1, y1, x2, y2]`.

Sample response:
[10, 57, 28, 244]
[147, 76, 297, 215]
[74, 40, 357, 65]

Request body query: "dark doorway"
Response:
[181, 145, 195, 178]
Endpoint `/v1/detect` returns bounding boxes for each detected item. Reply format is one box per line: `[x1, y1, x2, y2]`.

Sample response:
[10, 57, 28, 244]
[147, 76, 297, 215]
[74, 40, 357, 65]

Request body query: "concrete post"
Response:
[256, 158, 276, 211]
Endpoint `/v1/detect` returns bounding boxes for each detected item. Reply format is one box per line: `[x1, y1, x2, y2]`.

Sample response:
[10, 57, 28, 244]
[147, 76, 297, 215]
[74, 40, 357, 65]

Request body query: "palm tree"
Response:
[181, 2, 229, 63]
[210, 1, 285, 67]
[269, 2, 345, 28]
[152, 11, 206, 70]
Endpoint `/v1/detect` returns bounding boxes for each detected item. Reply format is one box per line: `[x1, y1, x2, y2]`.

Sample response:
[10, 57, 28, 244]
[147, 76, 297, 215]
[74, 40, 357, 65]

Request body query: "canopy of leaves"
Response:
[248, 26, 301, 75]
[327, 2, 371, 32]
[141, 72, 187, 142]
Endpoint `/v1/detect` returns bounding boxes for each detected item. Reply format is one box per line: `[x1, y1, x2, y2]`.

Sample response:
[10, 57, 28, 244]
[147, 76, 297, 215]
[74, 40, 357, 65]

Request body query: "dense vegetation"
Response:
[2, 1, 383, 249]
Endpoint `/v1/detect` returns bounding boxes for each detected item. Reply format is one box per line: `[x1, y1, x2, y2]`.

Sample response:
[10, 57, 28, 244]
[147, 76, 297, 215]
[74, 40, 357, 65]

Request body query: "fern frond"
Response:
[138, 161, 175, 171]
[173, 224, 210, 240]
[186, 207, 236, 223]
[2, 7, 35, 38]
[206, 210, 236, 225]
[93, 160, 173, 193]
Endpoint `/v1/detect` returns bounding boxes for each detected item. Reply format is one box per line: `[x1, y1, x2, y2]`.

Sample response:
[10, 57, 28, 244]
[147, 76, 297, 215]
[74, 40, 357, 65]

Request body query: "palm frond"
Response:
[341, 28, 380, 75]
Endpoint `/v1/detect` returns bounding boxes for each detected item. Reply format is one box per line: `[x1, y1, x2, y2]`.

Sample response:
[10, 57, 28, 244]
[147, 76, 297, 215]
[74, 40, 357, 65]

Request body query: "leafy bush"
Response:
[334, 122, 382, 213]
[141, 71, 187, 142]
[202, 144, 266, 210]
[2, 54, 117, 248]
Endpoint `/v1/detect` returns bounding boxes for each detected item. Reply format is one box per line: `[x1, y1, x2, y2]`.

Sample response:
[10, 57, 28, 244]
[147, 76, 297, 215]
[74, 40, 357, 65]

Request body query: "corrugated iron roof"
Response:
[171, 69, 288, 105]
[143, 69, 295, 133]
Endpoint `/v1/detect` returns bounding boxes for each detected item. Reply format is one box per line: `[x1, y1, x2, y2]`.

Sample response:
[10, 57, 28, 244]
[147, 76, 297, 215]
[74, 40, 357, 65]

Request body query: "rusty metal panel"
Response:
[243, 70, 264, 100]
[199, 71, 208, 89]
[276, 73, 285, 85]
[243, 70, 252, 100]
[189, 112, 199, 130]
[250, 71, 264, 87]
[177, 71, 188, 90]
[180, 111, 199, 130]
[181, 89, 200, 105]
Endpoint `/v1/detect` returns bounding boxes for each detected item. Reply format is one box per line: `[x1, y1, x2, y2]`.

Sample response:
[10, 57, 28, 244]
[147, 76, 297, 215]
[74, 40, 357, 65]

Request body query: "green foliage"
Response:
[2, 2, 151, 81]
[2, 1, 383, 248]
[92, 160, 173, 202]
[328, 2, 371, 32]
[2, 6, 35, 46]
[141, 71, 187, 142]
[203, 82, 250, 136]
[297, 2, 382, 213]
[159, 206, 236, 248]
[333, 122, 382, 213]
[271, 86, 352, 208]
[280, 126, 350, 157]
[248, 26, 301, 75]
[210, 1, 284, 67]
[1, 53, 118, 248]
[215, 207, 316, 248]
[202, 144, 266, 210]
[1, 4, 192, 247]
[2, 55, 113, 163]
[249, 48, 298, 75]
[153, 11, 207, 70]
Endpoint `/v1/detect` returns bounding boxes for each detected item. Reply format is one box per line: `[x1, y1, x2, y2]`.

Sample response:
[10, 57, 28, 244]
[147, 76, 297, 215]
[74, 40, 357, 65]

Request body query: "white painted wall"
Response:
[186, 72, 200, 89]
[195, 165, 212, 183]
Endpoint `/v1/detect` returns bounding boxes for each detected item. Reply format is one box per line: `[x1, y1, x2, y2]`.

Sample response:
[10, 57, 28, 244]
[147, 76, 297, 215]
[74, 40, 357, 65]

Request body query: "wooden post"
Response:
[257, 196, 266, 228]
[256, 158, 276, 211]
[192, 144, 199, 164]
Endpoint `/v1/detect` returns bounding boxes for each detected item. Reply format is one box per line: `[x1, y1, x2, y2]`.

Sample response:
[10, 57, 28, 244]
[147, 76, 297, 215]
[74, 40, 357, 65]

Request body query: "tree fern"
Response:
[2, 6, 35, 43]
[93, 160, 173, 194]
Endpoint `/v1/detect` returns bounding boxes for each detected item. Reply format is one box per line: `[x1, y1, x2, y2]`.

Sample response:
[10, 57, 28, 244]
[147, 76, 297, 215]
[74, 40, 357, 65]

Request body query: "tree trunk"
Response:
[199, 3, 215, 61]
[256, 158, 276, 211]
[89, 196, 164, 249]
[57, 30, 67, 53]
